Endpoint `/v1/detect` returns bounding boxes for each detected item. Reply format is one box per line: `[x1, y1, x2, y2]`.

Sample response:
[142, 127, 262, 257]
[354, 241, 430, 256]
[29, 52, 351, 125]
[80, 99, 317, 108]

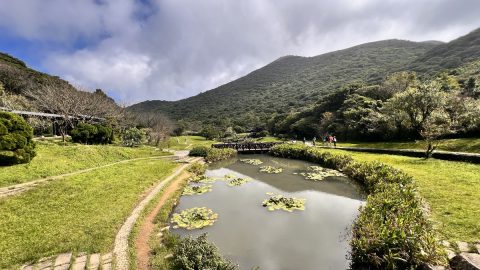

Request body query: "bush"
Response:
[205, 148, 237, 163]
[187, 162, 207, 175]
[171, 233, 236, 270]
[269, 144, 446, 269]
[70, 123, 113, 144]
[189, 146, 209, 157]
[0, 112, 36, 165]
[122, 127, 145, 147]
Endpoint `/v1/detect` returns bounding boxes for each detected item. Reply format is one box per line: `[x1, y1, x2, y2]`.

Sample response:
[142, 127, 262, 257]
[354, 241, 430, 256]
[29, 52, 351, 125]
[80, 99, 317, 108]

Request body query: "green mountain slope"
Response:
[409, 28, 480, 74]
[129, 39, 438, 126]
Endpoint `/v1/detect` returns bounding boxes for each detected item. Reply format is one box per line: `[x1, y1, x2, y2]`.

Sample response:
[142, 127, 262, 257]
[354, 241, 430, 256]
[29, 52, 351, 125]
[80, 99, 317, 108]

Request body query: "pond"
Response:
[171, 154, 365, 270]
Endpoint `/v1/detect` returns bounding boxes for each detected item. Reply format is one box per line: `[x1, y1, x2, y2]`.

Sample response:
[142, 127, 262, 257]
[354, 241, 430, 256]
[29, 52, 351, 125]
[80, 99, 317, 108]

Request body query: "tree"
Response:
[0, 112, 36, 165]
[122, 127, 145, 147]
[135, 112, 173, 146]
[420, 111, 452, 158]
[200, 125, 219, 140]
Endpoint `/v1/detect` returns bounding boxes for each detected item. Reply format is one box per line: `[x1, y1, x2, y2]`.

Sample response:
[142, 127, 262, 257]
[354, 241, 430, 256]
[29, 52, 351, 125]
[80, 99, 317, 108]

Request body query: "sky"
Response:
[1, 0, 480, 104]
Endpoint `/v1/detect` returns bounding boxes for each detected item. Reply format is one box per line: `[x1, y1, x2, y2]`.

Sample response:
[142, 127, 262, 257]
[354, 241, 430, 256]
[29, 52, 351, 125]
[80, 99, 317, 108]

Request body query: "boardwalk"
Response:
[212, 142, 283, 153]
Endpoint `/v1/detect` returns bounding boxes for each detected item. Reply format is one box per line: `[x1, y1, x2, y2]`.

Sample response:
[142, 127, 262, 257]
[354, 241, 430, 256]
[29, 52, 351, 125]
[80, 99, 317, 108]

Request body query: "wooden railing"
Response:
[212, 142, 283, 152]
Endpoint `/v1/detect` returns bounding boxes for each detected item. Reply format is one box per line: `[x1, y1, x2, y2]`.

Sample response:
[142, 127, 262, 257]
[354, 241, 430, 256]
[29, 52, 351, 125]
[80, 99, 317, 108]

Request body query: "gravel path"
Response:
[113, 156, 200, 270]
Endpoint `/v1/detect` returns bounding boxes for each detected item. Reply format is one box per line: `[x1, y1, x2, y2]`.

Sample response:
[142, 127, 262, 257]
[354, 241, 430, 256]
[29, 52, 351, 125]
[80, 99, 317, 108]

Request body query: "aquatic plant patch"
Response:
[227, 178, 250, 187]
[259, 166, 283, 174]
[262, 193, 306, 212]
[171, 207, 218, 230]
[240, 159, 263, 165]
[189, 175, 216, 184]
[182, 184, 212, 195]
[300, 166, 345, 181]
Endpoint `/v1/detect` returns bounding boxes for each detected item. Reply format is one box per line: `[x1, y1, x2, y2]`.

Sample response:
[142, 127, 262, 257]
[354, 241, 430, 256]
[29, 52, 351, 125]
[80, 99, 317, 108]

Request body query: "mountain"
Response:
[129, 39, 439, 128]
[409, 28, 480, 74]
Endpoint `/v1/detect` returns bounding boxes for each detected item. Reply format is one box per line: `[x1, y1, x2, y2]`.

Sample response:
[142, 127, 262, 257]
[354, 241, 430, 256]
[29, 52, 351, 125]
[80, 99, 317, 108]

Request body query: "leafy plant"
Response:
[187, 162, 207, 176]
[205, 148, 237, 163]
[227, 178, 250, 187]
[182, 185, 212, 195]
[171, 233, 236, 270]
[240, 159, 263, 165]
[259, 165, 283, 174]
[299, 166, 345, 181]
[122, 127, 145, 147]
[171, 207, 218, 230]
[188, 146, 209, 157]
[262, 193, 306, 212]
[0, 112, 36, 165]
[70, 123, 113, 144]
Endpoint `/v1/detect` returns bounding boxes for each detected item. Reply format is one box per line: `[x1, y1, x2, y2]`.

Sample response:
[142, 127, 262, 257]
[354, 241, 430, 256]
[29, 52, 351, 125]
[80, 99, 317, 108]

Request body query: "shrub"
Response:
[70, 123, 113, 144]
[188, 146, 209, 157]
[171, 233, 236, 270]
[0, 112, 36, 165]
[187, 162, 207, 175]
[269, 144, 446, 269]
[122, 127, 145, 147]
[205, 148, 237, 163]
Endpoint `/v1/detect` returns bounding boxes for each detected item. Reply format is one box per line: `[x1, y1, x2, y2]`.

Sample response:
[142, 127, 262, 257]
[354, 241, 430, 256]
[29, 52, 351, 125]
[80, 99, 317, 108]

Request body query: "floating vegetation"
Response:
[227, 178, 250, 187]
[260, 166, 283, 174]
[183, 185, 212, 195]
[262, 193, 306, 212]
[240, 159, 263, 165]
[223, 173, 236, 179]
[189, 175, 216, 184]
[300, 166, 345, 181]
[171, 207, 218, 230]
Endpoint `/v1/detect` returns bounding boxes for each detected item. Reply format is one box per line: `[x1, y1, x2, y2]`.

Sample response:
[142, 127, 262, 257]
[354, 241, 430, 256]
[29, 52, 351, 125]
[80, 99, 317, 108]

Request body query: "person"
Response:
[328, 135, 333, 147]
[302, 137, 306, 144]
[333, 136, 337, 148]
[323, 135, 328, 146]
[312, 136, 316, 146]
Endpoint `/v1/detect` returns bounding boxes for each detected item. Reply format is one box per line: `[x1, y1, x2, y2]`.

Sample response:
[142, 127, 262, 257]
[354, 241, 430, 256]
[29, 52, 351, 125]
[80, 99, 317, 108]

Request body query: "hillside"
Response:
[409, 28, 480, 74]
[129, 39, 439, 128]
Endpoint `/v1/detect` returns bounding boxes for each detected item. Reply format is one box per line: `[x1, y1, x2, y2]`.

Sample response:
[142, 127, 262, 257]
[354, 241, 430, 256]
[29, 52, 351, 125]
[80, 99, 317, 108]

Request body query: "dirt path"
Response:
[0, 155, 182, 199]
[113, 157, 200, 270]
[135, 170, 190, 270]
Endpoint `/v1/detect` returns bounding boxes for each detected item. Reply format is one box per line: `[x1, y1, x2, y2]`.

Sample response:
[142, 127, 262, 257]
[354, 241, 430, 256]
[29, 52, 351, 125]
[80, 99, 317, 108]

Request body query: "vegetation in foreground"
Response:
[0, 111, 36, 165]
[270, 144, 445, 269]
[0, 140, 168, 187]
[327, 148, 480, 242]
[339, 137, 480, 154]
[0, 158, 176, 268]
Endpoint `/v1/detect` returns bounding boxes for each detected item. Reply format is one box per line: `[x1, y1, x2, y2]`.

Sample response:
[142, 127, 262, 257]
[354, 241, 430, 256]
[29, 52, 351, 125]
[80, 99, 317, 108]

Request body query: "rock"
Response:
[163, 254, 174, 260]
[458, 242, 471, 253]
[20, 264, 33, 270]
[450, 253, 480, 270]
[35, 258, 53, 270]
[54, 252, 72, 270]
[447, 249, 457, 260]
[156, 232, 163, 237]
[101, 253, 112, 264]
[160, 226, 170, 232]
[72, 254, 87, 270]
[87, 254, 100, 270]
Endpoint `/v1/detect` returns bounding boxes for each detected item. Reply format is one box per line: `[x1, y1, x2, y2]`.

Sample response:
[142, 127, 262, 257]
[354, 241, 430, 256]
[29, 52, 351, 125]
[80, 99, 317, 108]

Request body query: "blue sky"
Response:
[1, 0, 480, 103]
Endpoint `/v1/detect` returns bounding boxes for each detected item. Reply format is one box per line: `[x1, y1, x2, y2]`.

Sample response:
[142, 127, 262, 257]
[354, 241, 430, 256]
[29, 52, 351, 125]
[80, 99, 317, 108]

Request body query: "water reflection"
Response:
[172, 155, 364, 270]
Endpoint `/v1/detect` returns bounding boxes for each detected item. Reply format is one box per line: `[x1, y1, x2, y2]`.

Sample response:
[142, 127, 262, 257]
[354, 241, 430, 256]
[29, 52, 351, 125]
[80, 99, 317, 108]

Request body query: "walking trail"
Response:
[19, 154, 200, 270]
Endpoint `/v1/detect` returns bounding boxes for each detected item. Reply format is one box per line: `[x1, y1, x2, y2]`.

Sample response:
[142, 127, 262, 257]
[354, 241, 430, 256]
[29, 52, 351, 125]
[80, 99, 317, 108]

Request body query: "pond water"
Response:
[171, 154, 365, 270]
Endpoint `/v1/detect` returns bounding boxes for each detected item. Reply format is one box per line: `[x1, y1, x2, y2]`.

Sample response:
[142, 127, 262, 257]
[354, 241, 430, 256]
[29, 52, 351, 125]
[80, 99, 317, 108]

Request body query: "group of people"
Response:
[301, 134, 337, 148]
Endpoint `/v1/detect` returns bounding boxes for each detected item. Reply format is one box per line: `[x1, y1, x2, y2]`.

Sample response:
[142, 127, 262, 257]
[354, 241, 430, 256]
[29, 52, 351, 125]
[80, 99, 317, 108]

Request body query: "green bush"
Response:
[0, 112, 36, 165]
[205, 148, 237, 163]
[188, 146, 209, 157]
[269, 144, 446, 269]
[187, 162, 207, 175]
[70, 123, 113, 144]
[122, 127, 145, 147]
[171, 233, 236, 270]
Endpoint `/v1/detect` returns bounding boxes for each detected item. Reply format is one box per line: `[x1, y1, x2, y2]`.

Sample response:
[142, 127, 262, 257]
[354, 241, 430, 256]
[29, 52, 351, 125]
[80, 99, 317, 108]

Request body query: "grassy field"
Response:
[339, 137, 480, 153]
[0, 141, 168, 187]
[325, 148, 480, 242]
[0, 158, 177, 268]
[163, 136, 216, 150]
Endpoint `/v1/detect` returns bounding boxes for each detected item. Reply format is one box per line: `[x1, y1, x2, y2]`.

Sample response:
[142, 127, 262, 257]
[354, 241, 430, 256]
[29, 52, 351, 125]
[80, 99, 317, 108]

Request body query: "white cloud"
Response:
[1, 0, 480, 103]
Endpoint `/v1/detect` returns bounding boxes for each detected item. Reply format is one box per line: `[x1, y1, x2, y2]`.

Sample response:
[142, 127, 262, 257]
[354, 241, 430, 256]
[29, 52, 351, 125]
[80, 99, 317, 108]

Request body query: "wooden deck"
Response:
[212, 142, 283, 153]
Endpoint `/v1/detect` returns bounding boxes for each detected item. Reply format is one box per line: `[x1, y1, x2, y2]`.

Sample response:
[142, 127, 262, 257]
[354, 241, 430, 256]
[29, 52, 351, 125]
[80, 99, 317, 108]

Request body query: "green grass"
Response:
[163, 136, 216, 150]
[325, 148, 480, 242]
[0, 141, 169, 187]
[0, 158, 177, 268]
[339, 137, 480, 154]
[256, 136, 285, 142]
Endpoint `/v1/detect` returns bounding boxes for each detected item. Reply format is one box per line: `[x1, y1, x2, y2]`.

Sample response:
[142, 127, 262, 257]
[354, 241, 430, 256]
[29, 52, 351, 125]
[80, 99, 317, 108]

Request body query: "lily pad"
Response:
[190, 175, 216, 184]
[227, 178, 250, 187]
[300, 166, 345, 181]
[171, 207, 218, 230]
[262, 193, 306, 212]
[183, 184, 212, 195]
[259, 166, 283, 174]
[240, 159, 263, 165]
